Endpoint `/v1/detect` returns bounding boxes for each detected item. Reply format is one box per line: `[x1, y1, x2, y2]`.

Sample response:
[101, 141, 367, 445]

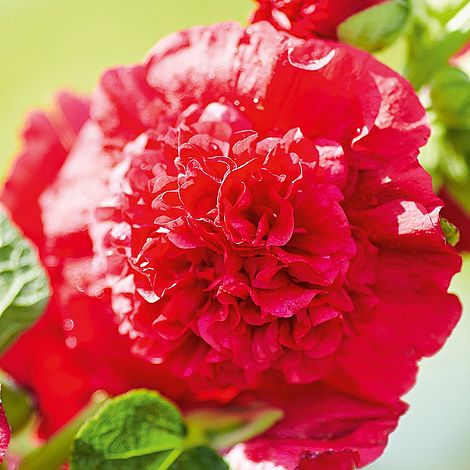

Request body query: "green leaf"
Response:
[407, 30, 469, 88]
[169, 447, 228, 470]
[337, 0, 410, 52]
[70, 390, 187, 470]
[431, 67, 470, 127]
[0, 209, 50, 354]
[441, 218, 461, 246]
[69, 390, 282, 470]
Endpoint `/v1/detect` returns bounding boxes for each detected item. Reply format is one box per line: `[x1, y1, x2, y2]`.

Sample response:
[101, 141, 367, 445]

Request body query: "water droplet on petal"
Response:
[63, 319, 75, 332]
[65, 336, 78, 349]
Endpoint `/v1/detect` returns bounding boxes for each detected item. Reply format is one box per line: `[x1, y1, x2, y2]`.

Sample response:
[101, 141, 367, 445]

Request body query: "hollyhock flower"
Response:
[251, 0, 385, 40]
[0, 21, 461, 469]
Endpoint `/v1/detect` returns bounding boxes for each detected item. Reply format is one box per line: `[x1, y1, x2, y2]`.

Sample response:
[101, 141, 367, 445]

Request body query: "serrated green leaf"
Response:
[441, 217, 461, 246]
[337, 0, 410, 52]
[169, 447, 228, 470]
[70, 390, 186, 470]
[0, 210, 49, 354]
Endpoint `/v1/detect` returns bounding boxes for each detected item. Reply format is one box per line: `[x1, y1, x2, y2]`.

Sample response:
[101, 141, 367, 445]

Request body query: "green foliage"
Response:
[170, 447, 228, 470]
[0, 210, 49, 355]
[407, 0, 470, 89]
[431, 67, 470, 127]
[69, 390, 283, 469]
[337, 0, 410, 52]
[70, 390, 186, 470]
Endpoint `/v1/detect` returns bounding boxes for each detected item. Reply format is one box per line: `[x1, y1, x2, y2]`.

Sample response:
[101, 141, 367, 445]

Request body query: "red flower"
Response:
[1, 22, 461, 469]
[251, 0, 385, 40]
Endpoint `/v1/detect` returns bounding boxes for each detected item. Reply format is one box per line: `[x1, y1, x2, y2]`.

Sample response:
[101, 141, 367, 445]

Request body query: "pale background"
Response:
[1, 1, 469, 468]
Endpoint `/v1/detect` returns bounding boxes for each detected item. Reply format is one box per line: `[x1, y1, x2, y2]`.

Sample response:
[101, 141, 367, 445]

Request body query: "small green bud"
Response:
[441, 217, 461, 246]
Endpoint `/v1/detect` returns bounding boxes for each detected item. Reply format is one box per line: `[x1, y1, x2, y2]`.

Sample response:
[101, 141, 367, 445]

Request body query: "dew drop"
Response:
[65, 336, 78, 349]
[234, 100, 240, 107]
[63, 318, 75, 332]
[253, 97, 260, 104]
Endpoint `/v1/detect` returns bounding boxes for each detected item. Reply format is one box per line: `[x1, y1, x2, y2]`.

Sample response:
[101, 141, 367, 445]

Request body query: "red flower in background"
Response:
[0, 21, 461, 469]
[252, 0, 385, 39]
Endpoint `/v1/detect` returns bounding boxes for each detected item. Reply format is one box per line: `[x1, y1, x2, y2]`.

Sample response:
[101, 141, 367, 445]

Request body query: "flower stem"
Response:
[17, 392, 108, 470]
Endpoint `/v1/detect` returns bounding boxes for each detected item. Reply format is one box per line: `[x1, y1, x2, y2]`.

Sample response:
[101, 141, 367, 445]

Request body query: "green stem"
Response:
[407, 1, 470, 89]
[446, 1, 470, 34]
[186, 407, 284, 451]
[17, 392, 108, 470]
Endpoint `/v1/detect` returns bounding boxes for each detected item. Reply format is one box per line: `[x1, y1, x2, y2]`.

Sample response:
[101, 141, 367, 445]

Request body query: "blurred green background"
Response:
[1, 1, 469, 468]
